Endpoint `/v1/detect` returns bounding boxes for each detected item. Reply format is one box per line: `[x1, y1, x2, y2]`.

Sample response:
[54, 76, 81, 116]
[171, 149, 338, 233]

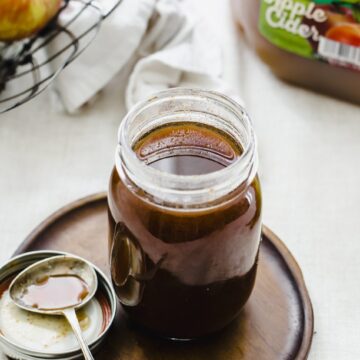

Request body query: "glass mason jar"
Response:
[108, 89, 262, 340]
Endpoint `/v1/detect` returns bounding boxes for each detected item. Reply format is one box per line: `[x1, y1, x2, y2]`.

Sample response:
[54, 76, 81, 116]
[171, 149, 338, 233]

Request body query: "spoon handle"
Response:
[63, 308, 94, 360]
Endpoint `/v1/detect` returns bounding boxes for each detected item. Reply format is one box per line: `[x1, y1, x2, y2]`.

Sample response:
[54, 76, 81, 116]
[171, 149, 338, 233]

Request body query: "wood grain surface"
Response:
[15, 193, 314, 360]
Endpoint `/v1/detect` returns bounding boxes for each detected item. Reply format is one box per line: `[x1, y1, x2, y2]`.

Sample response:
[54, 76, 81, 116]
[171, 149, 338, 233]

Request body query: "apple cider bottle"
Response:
[232, 0, 360, 104]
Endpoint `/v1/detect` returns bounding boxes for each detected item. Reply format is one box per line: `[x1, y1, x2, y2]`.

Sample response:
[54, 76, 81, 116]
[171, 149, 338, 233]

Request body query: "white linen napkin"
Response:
[52, 0, 235, 113]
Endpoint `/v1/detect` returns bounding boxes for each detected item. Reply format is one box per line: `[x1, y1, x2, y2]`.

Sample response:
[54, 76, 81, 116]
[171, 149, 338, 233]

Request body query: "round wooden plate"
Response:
[14, 193, 314, 360]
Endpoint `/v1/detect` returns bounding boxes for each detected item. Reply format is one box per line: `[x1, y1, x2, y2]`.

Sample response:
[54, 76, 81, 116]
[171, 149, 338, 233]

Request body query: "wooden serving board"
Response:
[14, 193, 314, 360]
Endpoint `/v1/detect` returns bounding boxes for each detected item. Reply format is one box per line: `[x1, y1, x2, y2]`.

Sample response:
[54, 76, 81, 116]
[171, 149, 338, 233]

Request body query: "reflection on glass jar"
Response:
[109, 222, 145, 306]
[108, 89, 262, 340]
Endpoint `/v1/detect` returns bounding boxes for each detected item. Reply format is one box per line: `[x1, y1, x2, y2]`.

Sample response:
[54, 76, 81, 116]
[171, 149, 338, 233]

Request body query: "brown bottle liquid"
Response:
[108, 122, 262, 339]
[134, 122, 240, 175]
[232, 0, 360, 104]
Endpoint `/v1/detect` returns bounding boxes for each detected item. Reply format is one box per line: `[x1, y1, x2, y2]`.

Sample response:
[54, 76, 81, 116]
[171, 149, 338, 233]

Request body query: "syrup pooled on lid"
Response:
[20, 274, 89, 310]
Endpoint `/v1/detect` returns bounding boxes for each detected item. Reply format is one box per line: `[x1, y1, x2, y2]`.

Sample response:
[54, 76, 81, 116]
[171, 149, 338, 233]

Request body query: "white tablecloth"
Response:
[0, 1, 359, 358]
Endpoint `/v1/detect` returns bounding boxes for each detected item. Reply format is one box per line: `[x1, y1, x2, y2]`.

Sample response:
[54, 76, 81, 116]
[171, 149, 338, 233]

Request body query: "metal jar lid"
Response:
[0, 251, 117, 360]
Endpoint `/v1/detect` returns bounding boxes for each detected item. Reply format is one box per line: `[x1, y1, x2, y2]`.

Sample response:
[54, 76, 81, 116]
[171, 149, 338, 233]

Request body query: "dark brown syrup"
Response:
[21, 275, 89, 310]
[108, 122, 262, 339]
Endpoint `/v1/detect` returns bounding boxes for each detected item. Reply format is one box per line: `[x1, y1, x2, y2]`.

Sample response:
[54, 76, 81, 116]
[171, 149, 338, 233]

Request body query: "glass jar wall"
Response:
[108, 89, 262, 340]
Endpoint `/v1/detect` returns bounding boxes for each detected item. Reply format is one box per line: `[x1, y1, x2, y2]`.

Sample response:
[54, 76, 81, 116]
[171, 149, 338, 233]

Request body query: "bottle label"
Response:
[259, 0, 360, 71]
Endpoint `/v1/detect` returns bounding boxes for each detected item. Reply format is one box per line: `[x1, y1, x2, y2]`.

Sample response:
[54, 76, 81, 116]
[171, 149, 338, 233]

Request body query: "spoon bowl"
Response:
[9, 255, 98, 360]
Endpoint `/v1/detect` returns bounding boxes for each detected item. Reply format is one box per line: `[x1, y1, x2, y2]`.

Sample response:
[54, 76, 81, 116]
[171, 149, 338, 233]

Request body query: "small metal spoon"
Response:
[9, 255, 98, 360]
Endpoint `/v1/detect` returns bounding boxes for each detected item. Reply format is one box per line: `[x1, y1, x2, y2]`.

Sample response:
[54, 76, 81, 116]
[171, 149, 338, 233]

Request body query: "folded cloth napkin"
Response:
[51, 0, 236, 113]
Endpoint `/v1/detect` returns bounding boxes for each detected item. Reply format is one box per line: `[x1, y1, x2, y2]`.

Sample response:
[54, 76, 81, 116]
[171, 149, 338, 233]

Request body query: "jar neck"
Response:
[116, 89, 258, 208]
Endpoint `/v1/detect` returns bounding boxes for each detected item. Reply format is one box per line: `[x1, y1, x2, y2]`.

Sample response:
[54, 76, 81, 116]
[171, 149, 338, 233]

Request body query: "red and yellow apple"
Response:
[0, 0, 62, 42]
[301, 4, 357, 50]
[326, 23, 360, 47]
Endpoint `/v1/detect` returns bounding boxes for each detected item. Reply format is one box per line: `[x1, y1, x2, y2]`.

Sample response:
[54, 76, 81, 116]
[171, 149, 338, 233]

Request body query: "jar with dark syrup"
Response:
[108, 89, 262, 340]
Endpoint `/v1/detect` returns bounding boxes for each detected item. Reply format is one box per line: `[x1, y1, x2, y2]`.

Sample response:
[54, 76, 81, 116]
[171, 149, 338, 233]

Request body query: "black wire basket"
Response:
[0, 0, 123, 114]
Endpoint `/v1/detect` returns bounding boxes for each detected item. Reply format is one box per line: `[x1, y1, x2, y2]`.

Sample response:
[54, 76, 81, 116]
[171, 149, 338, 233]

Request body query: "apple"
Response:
[301, 4, 357, 50]
[0, 0, 62, 42]
[324, 6, 356, 29]
[326, 23, 360, 47]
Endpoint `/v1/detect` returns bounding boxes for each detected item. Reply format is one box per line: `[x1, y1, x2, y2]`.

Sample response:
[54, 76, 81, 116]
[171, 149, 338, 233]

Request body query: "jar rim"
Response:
[116, 88, 258, 206]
